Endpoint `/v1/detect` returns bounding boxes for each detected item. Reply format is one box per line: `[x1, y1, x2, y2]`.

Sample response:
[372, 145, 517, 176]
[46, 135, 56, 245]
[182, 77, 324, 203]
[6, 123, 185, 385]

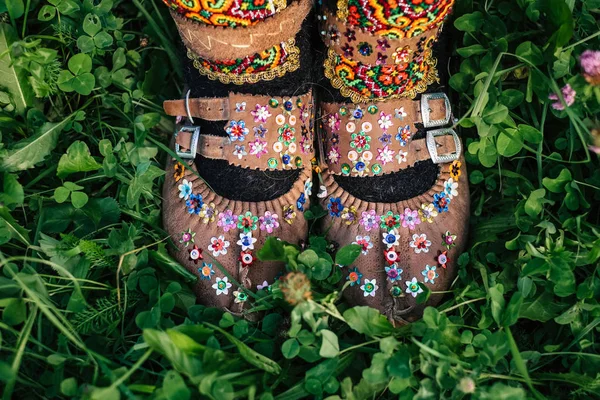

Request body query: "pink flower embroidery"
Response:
[251, 104, 272, 123]
[400, 208, 421, 230]
[259, 211, 280, 233]
[249, 139, 268, 158]
[359, 210, 379, 231]
[217, 210, 237, 232]
[377, 112, 393, 131]
[376, 145, 395, 165]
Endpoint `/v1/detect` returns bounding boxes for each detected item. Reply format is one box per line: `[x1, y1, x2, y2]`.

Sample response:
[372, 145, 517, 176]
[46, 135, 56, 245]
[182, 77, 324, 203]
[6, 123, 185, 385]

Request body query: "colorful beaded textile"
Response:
[187, 38, 300, 85]
[320, 93, 457, 177]
[163, 0, 286, 27]
[320, 8, 440, 103]
[337, 0, 454, 38]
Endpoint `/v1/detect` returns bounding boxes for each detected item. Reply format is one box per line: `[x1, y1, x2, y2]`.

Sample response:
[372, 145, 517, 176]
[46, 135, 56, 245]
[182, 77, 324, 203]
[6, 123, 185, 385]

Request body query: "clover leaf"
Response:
[57, 53, 96, 95]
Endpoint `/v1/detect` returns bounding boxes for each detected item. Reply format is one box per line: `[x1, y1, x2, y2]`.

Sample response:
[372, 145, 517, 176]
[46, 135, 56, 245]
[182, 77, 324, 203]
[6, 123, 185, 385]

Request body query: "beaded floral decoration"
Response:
[163, 0, 286, 27]
[323, 38, 438, 103]
[338, 0, 454, 38]
[333, 159, 462, 295]
[187, 39, 300, 85]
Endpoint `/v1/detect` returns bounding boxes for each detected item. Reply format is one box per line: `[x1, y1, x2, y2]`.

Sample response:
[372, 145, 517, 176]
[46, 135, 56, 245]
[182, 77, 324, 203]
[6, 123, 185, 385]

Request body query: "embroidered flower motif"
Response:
[179, 228, 195, 247]
[433, 192, 451, 213]
[253, 125, 268, 137]
[233, 290, 248, 303]
[392, 45, 412, 64]
[327, 197, 343, 217]
[449, 160, 461, 180]
[358, 42, 372, 56]
[199, 202, 216, 224]
[385, 264, 403, 283]
[238, 212, 258, 232]
[259, 211, 280, 233]
[419, 203, 438, 223]
[218, 210, 237, 232]
[350, 132, 371, 153]
[325, 24, 340, 45]
[396, 150, 408, 164]
[239, 251, 254, 268]
[186, 193, 203, 215]
[384, 248, 400, 265]
[361, 279, 378, 297]
[347, 267, 362, 286]
[344, 29, 356, 42]
[173, 162, 185, 182]
[442, 231, 457, 249]
[401, 208, 421, 230]
[257, 280, 270, 291]
[409, 233, 431, 254]
[341, 206, 358, 225]
[395, 125, 412, 146]
[382, 229, 400, 248]
[297, 193, 306, 211]
[300, 136, 312, 154]
[233, 145, 247, 159]
[360, 210, 379, 231]
[350, 106, 364, 120]
[188, 245, 203, 264]
[406, 277, 423, 297]
[249, 138, 268, 158]
[198, 262, 215, 280]
[178, 179, 192, 200]
[376, 52, 388, 65]
[327, 113, 341, 131]
[353, 235, 373, 255]
[237, 231, 257, 251]
[341, 43, 353, 57]
[443, 178, 459, 199]
[350, 153, 371, 176]
[327, 146, 341, 164]
[213, 276, 232, 295]
[380, 211, 401, 230]
[376, 145, 395, 165]
[283, 205, 296, 224]
[378, 112, 393, 131]
[304, 179, 313, 196]
[278, 124, 296, 146]
[437, 251, 449, 269]
[208, 235, 229, 257]
[235, 102, 246, 112]
[251, 104, 271, 123]
[394, 107, 407, 120]
[226, 120, 249, 142]
[377, 38, 390, 50]
[422, 265, 439, 284]
[379, 133, 392, 145]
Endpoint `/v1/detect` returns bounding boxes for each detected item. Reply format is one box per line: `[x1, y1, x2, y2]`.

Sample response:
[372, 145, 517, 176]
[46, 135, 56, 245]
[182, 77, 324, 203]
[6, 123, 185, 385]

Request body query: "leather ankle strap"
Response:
[168, 92, 315, 171]
[320, 94, 460, 176]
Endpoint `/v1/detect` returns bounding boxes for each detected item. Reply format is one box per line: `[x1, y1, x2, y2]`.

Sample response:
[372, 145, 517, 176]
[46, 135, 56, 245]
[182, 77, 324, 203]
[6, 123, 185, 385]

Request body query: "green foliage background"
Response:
[0, 0, 599, 399]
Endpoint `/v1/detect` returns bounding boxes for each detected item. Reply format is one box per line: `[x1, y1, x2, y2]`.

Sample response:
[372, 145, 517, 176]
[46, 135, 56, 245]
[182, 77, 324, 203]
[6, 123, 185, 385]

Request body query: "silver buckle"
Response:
[175, 126, 200, 159]
[426, 128, 461, 164]
[421, 93, 452, 128]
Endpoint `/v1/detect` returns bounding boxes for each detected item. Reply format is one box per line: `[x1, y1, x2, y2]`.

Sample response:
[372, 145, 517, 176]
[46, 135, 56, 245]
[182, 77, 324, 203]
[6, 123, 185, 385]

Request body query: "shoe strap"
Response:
[166, 91, 315, 171]
[320, 94, 460, 177]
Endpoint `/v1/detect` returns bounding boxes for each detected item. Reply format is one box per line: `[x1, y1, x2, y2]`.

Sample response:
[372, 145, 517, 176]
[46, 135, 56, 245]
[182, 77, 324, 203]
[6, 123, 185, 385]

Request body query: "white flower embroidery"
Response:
[213, 277, 232, 295]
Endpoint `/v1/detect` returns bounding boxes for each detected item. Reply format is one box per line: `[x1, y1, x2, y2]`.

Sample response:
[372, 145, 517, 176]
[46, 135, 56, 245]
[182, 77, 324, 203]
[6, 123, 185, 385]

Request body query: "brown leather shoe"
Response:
[162, 92, 315, 313]
[318, 96, 469, 323]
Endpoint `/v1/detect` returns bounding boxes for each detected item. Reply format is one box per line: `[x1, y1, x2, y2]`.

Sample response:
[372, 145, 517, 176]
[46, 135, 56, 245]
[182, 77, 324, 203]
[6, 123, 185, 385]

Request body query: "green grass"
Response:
[0, 0, 599, 399]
